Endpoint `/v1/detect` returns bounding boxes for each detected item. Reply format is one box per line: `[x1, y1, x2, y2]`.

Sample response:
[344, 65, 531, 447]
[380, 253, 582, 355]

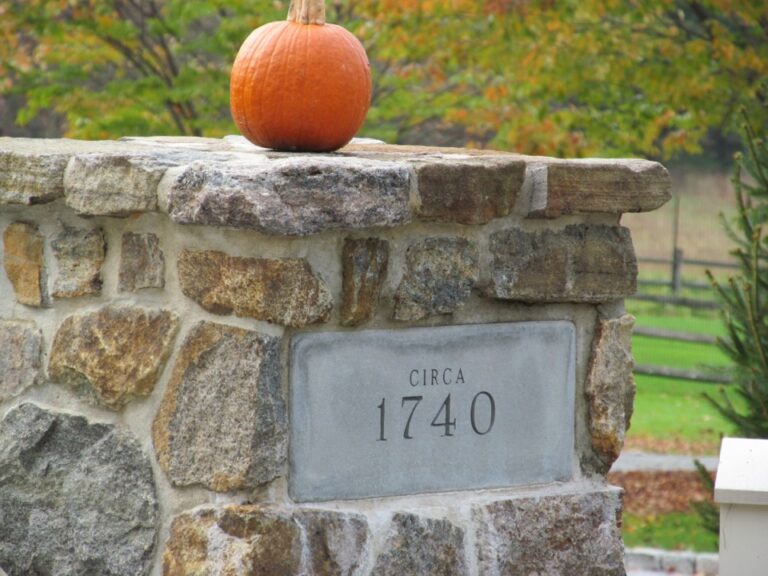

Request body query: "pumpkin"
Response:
[230, 0, 372, 152]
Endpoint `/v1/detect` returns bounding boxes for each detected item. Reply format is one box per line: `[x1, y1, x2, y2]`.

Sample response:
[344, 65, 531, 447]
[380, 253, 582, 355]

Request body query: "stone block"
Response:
[162, 506, 368, 576]
[340, 237, 389, 326]
[488, 224, 637, 302]
[161, 155, 412, 235]
[696, 552, 719, 576]
[585, 314, 636, 473]
[153, 321, 286, 492]
[0, 403, 158, 576]
[50, 224, 106, 299]
[48, 305, 179, 409]
[393, 237, 479, 321]
[372, 513, 468, 576]
[63, 149, 223, 216]
[118, 232, 165, 292]
[660, 551, 696, 574]
[0, 138, 129, 205]
[178, 249, 332, 328]
[0, 319, 42, 402]
[526, 158, 671, 218]
[2, 221, 46, 307]
[474, 486, 625, 575]
[414, 157, 525, 224]
[296, 510, 370, 576]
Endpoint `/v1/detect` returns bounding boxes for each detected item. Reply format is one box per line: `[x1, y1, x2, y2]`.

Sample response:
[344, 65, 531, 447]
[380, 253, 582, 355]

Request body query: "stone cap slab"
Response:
[0, 136, 670, 234]
[715, 437, 768, 506]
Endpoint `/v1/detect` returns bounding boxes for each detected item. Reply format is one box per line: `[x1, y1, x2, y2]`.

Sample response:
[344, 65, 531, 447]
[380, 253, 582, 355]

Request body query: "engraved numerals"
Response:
[376, 392, 495, 441]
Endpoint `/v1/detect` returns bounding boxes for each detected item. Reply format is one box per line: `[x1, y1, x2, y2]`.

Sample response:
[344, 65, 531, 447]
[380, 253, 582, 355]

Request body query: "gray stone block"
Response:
[393, 237, 479, 321]
[372, 513, 468, 576]
[118, 232, 165, 292]
[50, 224, 106, 299]
[153, 321, 287, 491]
[290, 321, 575, 501]
[0, 319, 42, 402]
[474, 486, 625, 575]
[160, 155, 412, 235]
[0, 403, 158, 576]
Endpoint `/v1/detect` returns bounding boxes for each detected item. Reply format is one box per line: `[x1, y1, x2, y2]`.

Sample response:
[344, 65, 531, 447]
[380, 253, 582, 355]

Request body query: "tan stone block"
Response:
[585, 314, 636, 472]
[414, 157, 525, 224]
[3, 221, 46, 307]
[527, 158, 671, 218]
[162, 507, 301, 576]
[488, 225, 637, 303]
[340, 237, 389, 326]
[178, 249, 332, 328]
[48, 305, 179, 409]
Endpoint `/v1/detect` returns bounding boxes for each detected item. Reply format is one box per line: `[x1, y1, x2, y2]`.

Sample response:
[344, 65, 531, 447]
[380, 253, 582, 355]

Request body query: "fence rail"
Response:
[630, 249, 739, 309]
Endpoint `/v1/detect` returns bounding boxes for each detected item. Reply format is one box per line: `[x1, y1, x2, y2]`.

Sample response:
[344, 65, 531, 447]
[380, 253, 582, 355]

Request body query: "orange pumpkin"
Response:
[230, 0, 372, 152]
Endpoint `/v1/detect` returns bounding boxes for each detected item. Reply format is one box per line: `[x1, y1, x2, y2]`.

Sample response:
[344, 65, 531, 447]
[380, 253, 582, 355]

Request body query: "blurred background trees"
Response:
[1, 0, 766, 161]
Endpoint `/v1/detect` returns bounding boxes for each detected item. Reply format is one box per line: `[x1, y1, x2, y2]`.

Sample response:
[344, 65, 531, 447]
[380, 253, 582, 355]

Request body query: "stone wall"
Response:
[0, 135, 670, 576]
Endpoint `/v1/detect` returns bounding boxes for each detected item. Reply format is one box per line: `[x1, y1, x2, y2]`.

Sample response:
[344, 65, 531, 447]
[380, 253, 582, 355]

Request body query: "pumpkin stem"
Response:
[287, 0, 326, 25]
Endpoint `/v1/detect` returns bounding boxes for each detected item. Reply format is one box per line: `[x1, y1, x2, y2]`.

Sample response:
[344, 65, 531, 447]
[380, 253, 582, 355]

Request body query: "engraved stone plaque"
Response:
[289, 321, 576, 502]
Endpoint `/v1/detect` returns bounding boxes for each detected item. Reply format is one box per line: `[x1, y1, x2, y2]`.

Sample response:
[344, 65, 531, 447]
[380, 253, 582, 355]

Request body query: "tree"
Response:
[706, 114, 768, 438]
[1, 0, 766, 159]
[0, 0, 282, 138]
[694, 111, 768, 535]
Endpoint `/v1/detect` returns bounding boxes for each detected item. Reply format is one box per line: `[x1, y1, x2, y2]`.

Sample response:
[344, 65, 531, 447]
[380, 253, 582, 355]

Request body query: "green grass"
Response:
[633, 311, 726, 338]
[629, 375, 733, 445]
[623, 512, 718, 552]
[632, 336, 730, 372]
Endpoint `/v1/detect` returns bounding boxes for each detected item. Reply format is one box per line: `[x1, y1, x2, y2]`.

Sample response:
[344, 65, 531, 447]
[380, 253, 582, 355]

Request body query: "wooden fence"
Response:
[630, 250, 737, 384]
[632, 249, 739, 310]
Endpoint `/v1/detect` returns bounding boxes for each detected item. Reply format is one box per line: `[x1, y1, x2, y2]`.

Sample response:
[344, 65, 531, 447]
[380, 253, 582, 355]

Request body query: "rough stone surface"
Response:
[2, 221, 46, 306]
[0, 138, 132, 205]
[297, 510, 369, 576]
[161, 156, 412, 235]
[488, 224, 637, 302]
[153, 321, 286, 492]
[340, 237, 389, 326]
[474, 487, 625, 575]
[0, 319, 42, 402]
[162, 506, 368, 576]
[372, 513, 468, 576]
[586, 314, 636, 473]
[48, 305, 179, 409]
[393, 237, 479, 321]
[63, 149, 225, 216]
[527, 159, 671, 218]
[0, 403, 158, 576]
[178, 249, 333, 328]
[119, 232, 165, 292]
[414, 157, 525, 224]
[51, 224, 106, 298]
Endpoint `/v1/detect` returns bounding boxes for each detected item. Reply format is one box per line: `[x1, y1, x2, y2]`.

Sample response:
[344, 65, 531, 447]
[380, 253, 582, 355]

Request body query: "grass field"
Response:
[623, 512, 718, 552]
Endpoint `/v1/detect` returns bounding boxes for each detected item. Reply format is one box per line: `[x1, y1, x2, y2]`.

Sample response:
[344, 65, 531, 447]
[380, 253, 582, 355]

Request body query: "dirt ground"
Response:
[609, 470, 715, 515]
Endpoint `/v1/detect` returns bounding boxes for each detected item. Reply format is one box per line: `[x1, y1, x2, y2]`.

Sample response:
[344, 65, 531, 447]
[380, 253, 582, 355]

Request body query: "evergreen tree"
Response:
[706, 114, 768, 438]
[695, 112, 768, 535]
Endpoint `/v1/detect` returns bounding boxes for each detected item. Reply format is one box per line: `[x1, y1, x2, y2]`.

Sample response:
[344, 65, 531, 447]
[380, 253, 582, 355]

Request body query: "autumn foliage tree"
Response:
[1, 0, 766, 158]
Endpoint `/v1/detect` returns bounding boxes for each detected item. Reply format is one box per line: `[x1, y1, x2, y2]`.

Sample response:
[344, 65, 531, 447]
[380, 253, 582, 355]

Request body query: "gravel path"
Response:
[613, 450, 718, 472]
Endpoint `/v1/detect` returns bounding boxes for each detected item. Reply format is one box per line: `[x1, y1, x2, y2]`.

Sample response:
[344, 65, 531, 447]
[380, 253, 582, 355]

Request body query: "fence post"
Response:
[672, 248, 683, 293]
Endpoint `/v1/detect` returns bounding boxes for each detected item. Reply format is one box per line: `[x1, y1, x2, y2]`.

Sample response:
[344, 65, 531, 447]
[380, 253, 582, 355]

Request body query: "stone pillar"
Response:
[0, 135, 670, 576]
